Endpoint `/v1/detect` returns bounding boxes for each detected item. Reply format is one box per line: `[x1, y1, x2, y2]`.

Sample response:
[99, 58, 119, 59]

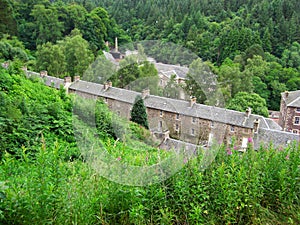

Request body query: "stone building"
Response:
[67, 77, 298, 150]
[279, 90, 300, 134]
[154, 63, 188, 88]
[20, 69, 297, 150]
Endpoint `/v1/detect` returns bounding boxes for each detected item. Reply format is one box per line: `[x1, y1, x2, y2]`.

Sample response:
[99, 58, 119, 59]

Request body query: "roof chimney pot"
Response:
[246, 107, 252, 117]
[190, 96, 197, 107]
[285, 91, 289, 98]
[142, 89, 150, 99]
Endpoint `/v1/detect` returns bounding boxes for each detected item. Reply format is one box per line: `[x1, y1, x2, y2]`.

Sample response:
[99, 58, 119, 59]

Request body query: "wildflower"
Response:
[248, 137, 253, 143]
[183, 158, 188, 164]
[234, 146, 238, 150]
[227, 150, 232, 155]
[285, 155, 289, 160]
[117, 156, 122, 161]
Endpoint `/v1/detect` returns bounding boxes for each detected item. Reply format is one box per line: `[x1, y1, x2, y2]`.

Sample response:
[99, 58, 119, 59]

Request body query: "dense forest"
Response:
[0, 0, 299, 111]
[1, 1, 300, 224]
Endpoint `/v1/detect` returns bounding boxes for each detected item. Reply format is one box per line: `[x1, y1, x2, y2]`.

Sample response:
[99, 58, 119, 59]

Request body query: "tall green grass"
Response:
[0, 140, 299, 224]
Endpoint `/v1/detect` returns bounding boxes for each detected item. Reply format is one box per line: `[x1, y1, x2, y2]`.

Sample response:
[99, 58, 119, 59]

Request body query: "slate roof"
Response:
[26, 71, 64, 89]
[43, 76, 64, 89]
[69, 79, 282, 131]
[282, 90, 300, 107]
[254, 128, 299, 149]
[69, 80, 138, 104]
[155, 63, 189, 79]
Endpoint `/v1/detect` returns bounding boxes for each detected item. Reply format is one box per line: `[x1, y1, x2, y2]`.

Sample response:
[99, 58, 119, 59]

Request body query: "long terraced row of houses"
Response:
[25, 69, 299, 151]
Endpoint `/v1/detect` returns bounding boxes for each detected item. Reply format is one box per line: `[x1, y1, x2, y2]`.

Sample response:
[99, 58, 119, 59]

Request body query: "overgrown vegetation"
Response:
[0, 65, 300, 224]
[1, 1, 300, 223]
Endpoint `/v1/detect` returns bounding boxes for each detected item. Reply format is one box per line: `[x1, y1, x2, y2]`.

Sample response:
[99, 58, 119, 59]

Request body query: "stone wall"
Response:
[285, 107, 300, 133]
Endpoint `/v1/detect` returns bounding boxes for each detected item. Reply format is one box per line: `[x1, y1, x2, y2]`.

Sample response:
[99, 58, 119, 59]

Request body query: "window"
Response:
[191, 128, 195, 136]
[211, 121, 215, 128]
[294, 117, 300, 125]
[293, 129, 298, 134]
[175, 124, 179, 131]
[296, 108, 300, 112]
[176, 113, 180, 120]
[230, 125, 235, 132]
[104, 97, 108, 103]
[159, 121, 162, 129]
[160, 110, 163, 117]
[192, 117, 196, 123]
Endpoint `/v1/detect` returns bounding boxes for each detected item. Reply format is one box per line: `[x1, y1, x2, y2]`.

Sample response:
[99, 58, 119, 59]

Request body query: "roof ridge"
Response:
[287, 96, 300, 106]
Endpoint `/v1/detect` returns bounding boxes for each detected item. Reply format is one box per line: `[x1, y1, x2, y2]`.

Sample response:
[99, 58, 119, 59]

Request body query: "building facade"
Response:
[279, 90, 300, 134]
[66, 77, 298, 150]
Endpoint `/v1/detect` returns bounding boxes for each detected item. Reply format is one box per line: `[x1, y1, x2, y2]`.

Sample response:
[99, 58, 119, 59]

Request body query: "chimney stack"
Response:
[246, 107, 252, 117]
[64, 76, 72, 84]
[74, 76, 80, 82]
[142, 89, 150, 99]
[115, 37, 118, 52]
[40, 70, 48, 77]
[285, 91, 289, 98]
[253, 118, 260, 133]
[104, 81, 112, 91]
[190, 96, 197, 107]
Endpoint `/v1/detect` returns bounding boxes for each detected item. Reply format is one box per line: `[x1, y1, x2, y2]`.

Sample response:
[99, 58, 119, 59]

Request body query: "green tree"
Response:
[36, 42, 66, 77]
[185, 58, 223, 106]
[227, 92, 269, 117]
[31, 4, 63, 46]
[130, 95, 149, 129]
[62, 29, 94, 77]
[0, 0, 17, 36]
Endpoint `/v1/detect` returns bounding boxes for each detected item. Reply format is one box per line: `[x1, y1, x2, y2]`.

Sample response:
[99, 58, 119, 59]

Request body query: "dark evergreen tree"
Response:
[130, 95, 149, 129]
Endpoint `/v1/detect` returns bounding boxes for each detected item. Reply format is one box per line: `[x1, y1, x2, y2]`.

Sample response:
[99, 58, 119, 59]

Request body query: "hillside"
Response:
[0, 66, 300, 224]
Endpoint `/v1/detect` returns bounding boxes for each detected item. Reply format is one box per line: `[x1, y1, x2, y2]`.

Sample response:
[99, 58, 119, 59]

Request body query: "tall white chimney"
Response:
[115, 37, 118, 52]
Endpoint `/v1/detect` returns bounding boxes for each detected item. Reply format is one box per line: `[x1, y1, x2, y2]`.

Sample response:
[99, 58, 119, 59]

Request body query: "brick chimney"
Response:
[40, 70, 48, 77]
[190, 96, 197, 107]
[74, 76, 80, 82]
[142, 89, 150, 99]
[253, 118, 260, 133]
[285, 91, 289, 98]
[246, 107, 252, 117]
[64, 76, 72, 84]
[104, 81, 112, 91]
